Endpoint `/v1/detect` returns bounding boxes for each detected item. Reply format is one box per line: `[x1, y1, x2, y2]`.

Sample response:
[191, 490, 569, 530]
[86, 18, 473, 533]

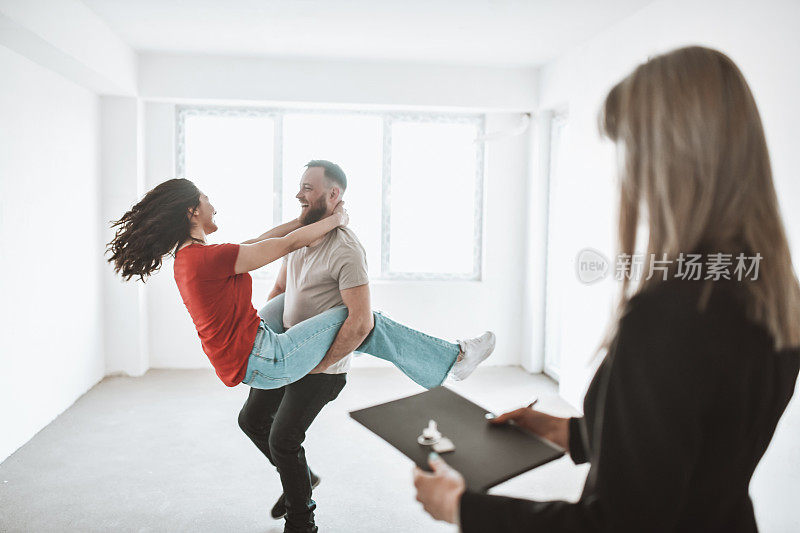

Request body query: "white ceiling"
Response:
[81, 0, 655, 67]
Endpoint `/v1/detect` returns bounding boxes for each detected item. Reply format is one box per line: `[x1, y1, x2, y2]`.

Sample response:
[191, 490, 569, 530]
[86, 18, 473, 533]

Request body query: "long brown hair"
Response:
[600, 46, 800, 351]
[106, 178, 203, 282]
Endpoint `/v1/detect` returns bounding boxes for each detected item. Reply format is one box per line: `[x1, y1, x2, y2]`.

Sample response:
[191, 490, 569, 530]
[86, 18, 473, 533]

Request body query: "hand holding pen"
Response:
[484, 398, 570, 450]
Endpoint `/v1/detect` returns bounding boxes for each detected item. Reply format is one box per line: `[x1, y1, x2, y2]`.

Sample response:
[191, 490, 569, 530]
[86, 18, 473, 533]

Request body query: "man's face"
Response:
[296, 167, 338, 225]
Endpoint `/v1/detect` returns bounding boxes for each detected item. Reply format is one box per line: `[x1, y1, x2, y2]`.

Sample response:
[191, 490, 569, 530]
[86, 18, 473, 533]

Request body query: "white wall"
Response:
[141, 103, 196, 369]
[141, 103, 531, 372]
[0, 46, 104, 461]
[100, 96, 148, 377]
[0, 0, 136, 95]
[536, 1, 800, 530]
[519, 112, 552, 374]
[139, 52, 537, 112]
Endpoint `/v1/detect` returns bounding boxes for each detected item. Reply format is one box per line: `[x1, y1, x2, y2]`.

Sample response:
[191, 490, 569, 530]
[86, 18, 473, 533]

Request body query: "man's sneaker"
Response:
[271, 472, 321, 520]
[451, 332, 496, 381]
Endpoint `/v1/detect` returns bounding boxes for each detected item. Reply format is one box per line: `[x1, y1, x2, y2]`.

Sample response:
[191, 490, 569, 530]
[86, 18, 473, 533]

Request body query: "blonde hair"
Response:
[599, 46, 800, 351]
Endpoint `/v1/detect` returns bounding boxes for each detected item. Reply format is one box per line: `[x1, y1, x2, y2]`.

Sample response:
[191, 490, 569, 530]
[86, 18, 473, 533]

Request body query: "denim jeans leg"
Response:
[247, 306, 460, 390]
[258, 294, 286, 333]
[355, 311, 460, 388]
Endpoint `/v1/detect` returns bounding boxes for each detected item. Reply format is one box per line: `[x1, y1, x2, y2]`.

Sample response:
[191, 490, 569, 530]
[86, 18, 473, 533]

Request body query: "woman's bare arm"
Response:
[240, 218, 302, 244]
[234, 211, 347, 274]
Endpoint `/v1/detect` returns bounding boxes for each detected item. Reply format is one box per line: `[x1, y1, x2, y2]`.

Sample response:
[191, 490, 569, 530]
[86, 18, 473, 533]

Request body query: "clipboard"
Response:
[349, 386, 565, 491]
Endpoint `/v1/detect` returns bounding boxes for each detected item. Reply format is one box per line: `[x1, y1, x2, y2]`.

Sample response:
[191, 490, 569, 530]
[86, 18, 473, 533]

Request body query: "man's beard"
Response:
[300, 196, 328, 225]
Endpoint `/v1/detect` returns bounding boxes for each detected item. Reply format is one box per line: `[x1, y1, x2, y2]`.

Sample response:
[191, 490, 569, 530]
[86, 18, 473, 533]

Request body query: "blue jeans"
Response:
[242, 294, 460, 390]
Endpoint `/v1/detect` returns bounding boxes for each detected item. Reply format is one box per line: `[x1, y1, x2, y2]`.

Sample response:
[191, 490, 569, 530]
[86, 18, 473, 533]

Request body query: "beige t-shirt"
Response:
[283, 227, 370, 374]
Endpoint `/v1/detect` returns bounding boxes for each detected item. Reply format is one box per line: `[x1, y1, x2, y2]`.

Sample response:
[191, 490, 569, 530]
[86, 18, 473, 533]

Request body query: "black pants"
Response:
[238, 372, 347, 532]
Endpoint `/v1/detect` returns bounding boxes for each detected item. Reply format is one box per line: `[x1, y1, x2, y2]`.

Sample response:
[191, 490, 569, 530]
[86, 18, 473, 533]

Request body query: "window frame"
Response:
[176, 105, 485, 281]
[542, 109, 568, 382]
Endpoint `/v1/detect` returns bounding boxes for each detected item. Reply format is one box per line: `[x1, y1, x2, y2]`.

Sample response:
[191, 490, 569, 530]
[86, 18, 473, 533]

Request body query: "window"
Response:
[386, 119, 482, 278]
[177, 107, 484, 280]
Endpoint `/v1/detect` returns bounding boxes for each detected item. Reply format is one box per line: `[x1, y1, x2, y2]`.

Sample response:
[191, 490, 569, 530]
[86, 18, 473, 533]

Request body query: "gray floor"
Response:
[0, 367, 588, 533]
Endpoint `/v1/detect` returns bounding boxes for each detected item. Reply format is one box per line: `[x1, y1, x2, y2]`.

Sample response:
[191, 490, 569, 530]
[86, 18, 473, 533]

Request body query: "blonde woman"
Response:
[413, 46, 800, 532]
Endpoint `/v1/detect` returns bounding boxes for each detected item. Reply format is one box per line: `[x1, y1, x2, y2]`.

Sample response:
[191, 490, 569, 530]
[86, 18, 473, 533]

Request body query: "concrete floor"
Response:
[0, 367, 589, 533]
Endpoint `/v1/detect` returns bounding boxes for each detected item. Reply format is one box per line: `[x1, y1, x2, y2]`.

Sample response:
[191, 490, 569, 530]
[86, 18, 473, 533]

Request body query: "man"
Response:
[237, 160, 373, 533]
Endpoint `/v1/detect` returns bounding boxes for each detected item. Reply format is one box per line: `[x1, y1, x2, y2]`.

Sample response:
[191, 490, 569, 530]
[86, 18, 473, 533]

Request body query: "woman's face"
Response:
[192, 192, 218, 235]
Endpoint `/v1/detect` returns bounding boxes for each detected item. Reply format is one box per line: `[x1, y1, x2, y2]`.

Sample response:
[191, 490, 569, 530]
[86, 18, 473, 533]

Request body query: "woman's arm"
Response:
[240, 218, 302, 245]
[418, 292, 708, 532]
[488, 407, 571, 450]
[234, 211, 347, 274]
[488, 407, 591, 464]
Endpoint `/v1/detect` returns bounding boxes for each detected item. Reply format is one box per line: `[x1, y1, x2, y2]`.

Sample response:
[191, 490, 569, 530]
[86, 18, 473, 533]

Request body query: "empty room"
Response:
[1, 0, 799, 531]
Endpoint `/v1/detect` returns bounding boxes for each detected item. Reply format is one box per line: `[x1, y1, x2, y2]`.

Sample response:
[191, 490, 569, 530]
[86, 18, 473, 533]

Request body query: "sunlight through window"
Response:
[179, 108, 483, 280]
[183, 113, 276, 274]
[282, 113, 382, 277]
[388, 121, 479, 276]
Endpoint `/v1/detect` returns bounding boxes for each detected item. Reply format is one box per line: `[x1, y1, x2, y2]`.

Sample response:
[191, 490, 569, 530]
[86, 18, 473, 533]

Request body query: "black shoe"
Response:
[283, 526, 318, 533]
[271, 472, 321, 520]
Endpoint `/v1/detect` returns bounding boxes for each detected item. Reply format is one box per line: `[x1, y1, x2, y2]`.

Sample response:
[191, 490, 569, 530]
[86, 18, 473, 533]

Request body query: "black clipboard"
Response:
[349, 386, 565, 491]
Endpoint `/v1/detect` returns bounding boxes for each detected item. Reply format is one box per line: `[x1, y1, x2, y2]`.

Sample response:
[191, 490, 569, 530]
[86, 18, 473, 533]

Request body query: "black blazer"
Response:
[460, 279, 799, 532]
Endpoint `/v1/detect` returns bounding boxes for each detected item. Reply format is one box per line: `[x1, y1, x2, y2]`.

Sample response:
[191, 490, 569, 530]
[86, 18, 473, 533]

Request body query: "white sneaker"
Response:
[451, 331, 496, 381]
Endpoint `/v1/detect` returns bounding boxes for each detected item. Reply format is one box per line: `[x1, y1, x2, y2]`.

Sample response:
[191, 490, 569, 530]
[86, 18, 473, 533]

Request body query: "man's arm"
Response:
[268, 259, 288, 300]
[240, 218, 302, 245]
[309, 284, 374, 373]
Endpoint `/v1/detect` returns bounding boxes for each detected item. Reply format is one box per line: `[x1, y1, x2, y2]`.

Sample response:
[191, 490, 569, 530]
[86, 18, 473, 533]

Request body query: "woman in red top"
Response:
[107, 178, 496, 389]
